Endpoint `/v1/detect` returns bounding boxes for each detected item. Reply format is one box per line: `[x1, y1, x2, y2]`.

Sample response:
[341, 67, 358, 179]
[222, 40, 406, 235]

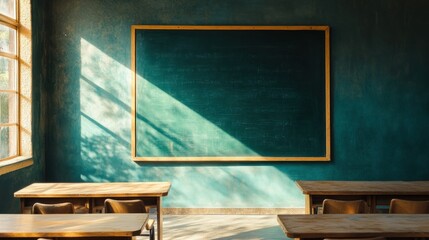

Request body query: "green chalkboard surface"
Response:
[131, 26, 330, 161]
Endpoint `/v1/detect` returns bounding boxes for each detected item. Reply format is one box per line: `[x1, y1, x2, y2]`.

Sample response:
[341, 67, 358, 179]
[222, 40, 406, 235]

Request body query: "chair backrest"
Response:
[324, 237, 385, 240]
[32, 202, 75, 214]
[321, 199, 368, 214]
[104, 199, 147, 213]
[389, 199, 429, 214]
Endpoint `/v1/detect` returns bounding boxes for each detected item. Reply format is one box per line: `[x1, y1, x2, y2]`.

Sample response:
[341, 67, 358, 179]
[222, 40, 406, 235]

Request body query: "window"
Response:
[0, 0, 18, 161]
[0, 0, 32, 174]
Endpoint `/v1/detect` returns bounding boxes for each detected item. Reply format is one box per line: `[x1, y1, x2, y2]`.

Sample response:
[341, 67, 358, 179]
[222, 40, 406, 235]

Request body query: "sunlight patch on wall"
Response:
[80, 37, 257, 163]
[80, 38, 131, 142]
[136, 74, 258, 157]
[164, 165, 303, 208]
[80, 38, 138, 182]
[77, 38, 300, 208]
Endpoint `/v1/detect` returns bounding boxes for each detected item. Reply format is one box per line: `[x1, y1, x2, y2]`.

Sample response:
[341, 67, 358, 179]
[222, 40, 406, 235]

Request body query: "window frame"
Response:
[0, 0, 33, 175]
[0, 0, 19, 162]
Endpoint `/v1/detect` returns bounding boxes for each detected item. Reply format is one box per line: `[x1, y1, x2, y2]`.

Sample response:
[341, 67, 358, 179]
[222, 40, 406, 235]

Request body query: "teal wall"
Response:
[10, 0, 427, 209]
[0, 0, 47, 213]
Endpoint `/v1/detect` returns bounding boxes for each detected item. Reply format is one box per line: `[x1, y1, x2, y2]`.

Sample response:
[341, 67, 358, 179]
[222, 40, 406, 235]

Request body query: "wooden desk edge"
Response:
[277, 215, 296, 238]
[295, 180, 429, 195]
[0, 214, 148, 238]
[295, 180, 306, 193]
[277, 214, 429, 238]
[14, 193, 169, 198]
[14, 182, 172, 198]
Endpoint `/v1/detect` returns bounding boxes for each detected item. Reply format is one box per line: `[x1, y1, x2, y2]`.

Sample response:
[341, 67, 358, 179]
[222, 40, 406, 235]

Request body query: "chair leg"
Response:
[150, 227, 155, 240]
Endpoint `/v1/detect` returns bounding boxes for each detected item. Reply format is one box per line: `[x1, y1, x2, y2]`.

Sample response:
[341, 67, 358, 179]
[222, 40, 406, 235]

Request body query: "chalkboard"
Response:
[131, 25, 330, 162]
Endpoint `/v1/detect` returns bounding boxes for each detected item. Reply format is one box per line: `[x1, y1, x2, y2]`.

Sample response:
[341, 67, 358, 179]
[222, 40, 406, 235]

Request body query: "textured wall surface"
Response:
[0, 0, 47, 213]
[36, 0, 429, 208]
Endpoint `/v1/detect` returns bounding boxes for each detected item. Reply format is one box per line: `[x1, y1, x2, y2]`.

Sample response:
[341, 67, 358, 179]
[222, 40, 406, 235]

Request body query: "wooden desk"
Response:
[277, 214, 429, 239]
[0, 213, 147, 239]
[296, 181, 429, 214]
[14, 182, 171, 240]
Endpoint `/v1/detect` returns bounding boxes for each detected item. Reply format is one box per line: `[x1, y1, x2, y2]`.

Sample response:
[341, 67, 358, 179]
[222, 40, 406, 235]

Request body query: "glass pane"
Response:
[0, 125, 17, 159]
[0, 92, 17, 123]
[0, 24, 16, 54]
[0, 56, 16, 90]
[0, 0, 15, 19]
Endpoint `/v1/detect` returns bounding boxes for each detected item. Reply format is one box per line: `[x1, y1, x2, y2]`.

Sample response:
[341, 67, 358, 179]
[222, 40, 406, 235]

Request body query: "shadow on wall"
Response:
[78, 38, 303, 208]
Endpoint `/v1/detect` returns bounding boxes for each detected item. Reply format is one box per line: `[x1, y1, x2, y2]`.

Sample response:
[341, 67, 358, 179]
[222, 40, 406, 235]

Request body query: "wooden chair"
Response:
[389, 199, 429, 214]
[322, 199, 385, 240]
[321, 199, 368, 214]
[324, 238, 385, 240]
[32, 202, 75, 214]
[32, 202, 75, 240]
[104, 198, 155, 240]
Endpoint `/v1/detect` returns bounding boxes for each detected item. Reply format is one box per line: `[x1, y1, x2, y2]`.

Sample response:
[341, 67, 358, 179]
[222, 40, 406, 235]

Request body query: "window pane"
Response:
[0, 56, 16, 90]
[0, 0, 15, 19]
[0, 24, 16, 54]
[0, 92, 17, 123]
[0, 125, 17, 159]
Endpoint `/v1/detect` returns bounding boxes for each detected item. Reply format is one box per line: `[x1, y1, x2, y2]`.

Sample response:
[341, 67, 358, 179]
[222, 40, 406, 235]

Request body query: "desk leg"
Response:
[89, 198, 95, 213]
[20, 199, 25, 213]
[369, 196, 376, 213]
[157, 197, 163, 240]
[304, 195, 312, 214]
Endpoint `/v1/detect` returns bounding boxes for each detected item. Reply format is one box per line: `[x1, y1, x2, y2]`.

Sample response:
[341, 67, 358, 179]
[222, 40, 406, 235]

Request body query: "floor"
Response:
[161, 215, 291, 240]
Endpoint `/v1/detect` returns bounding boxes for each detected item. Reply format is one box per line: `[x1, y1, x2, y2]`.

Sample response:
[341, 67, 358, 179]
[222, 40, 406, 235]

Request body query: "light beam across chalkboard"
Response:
[131, 25, 330, 162]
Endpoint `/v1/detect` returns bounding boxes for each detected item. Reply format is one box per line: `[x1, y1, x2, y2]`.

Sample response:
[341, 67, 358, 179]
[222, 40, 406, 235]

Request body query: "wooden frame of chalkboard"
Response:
[131, 25, 330, 162]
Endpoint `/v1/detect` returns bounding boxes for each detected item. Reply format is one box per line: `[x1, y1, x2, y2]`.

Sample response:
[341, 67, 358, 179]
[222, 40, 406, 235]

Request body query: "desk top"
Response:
[296, 181, 429, 195]
[277, 214, 429, 238]
[14, 182, 171, 198]
[0, 213, 147, 238]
